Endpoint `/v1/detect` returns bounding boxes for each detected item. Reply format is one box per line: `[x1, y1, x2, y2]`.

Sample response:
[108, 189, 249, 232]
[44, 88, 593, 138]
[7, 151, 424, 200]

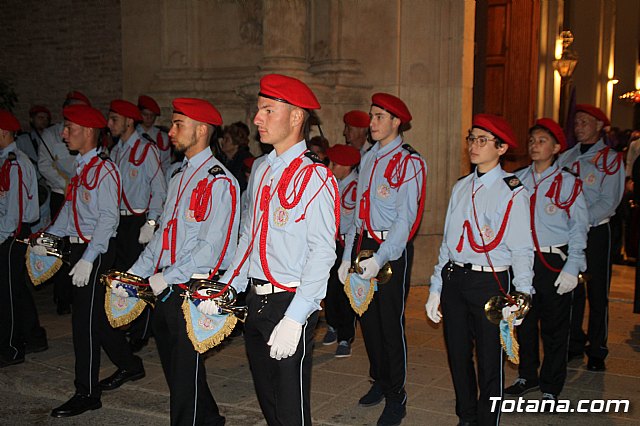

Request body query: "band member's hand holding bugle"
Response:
[127, 97, 239, 426]
[426, 114, 534, 426]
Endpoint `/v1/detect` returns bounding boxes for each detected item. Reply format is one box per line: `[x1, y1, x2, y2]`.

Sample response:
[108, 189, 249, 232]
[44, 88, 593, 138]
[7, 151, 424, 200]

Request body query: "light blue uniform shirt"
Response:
[429, 165, 534, 295]
[131, 148, 240, 284]
[557, 139, 625, 226]
[38, 122, 76, 195]
[48, 148, 121, 263]
[338, 169, 358, 236]
[0, 143, 39, 243]
[165, 161, 182, 188]
[136, 124, 171, 172]
[516, 164, 588, 276]
[343, 135, 427, 266]
[221, 141, 338, 324]
[110, 131, 166, 221]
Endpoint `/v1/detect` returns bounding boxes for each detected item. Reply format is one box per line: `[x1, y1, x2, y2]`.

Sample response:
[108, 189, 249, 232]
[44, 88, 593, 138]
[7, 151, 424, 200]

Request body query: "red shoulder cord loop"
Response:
[120, 140, 153, 216]
[529, 168, 562, 273]
[593, 146, 623, 176]
[156, 132, 169, 152]
[1, 158, 25, 237]
[544, 172, 582, 218]
[338, 180, 357, 247]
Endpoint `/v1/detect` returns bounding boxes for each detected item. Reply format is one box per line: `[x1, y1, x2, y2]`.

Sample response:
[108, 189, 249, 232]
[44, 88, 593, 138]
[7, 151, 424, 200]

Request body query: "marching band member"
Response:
[558, 105, 625, 371]
[323, 144, 361, 357]
[220, 74, 339, 426]
[128, 97, 239, 426]
[33, 105, 145, 418]
[137, 95, 171, 172]
[504, 118, 588, 401]
[0, 110, 47, 368]
[340, 93, 427, 426]
[107, 99, 166, 354]
[343, 110, 372, 154]
[425, 114, 533, 426]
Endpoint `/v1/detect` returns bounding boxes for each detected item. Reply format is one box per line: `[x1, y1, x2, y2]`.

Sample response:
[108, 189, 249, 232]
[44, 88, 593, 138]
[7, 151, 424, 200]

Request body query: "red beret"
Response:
[343, 110, 370, 128]
[110, 99, 143, 121]
[63, 105, 107, 128]
[138, 95, 161, 115]
[371, 93, 412, 124]
[29, 105, 51, 120]
[533, 118, 567, 152]
[472, 113, 517, 148]
[0, 109, 21, 132]
[65, 91, 91, 106]
[243, 156, 256, 170]
[172, 98, 223, 126]
[326, 144, 361, 167]
[259, 74, 321, 110]
[575, 104, 610, 127]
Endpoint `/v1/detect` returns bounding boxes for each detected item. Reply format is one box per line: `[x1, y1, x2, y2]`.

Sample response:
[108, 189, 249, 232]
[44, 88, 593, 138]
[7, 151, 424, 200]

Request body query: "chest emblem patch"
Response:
[376, 183, 391, 199]
[273, 206, 289, 227]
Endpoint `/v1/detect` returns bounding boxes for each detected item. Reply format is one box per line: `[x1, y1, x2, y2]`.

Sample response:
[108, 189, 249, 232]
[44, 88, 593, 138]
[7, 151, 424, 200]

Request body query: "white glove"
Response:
[31, 244, 48, 256]
[111, 282, 129, 298]
[138, 221, 156, 244]
[359, 257, 381, 280]
[425, 291, 442, 323]
[148, 272, 168, 296]
[267, 316, 303, 360]
[69, 259, 93, 287]
[555, 271, 578, 295]
[338, 260, 350, 284]
[197, 299, 222, 316]
[502, 304, 523, 326]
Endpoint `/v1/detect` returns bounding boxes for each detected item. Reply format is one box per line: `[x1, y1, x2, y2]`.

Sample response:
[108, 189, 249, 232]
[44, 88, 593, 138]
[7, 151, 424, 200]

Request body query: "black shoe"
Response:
[129, 338, 148, 353]
[504, 378, 539, 396]
[99, 368, 146, 391]
[568, 350, 584, 361]
[51, 394, 101, 417]
[587, 357, 606, 371]
[359, 382, 385, 407]
[377, 400, 406, 426]
[0, 356, 25, 368]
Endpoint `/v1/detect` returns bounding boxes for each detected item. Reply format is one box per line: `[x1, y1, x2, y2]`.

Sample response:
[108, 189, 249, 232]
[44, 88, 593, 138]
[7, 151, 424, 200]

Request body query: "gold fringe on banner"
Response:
[26, 247, 62, 286]
[104, 295, 147, 328]
[344, 274, 376, 316]
[500, 315, 520, 365]
[182, 298, 237, 354]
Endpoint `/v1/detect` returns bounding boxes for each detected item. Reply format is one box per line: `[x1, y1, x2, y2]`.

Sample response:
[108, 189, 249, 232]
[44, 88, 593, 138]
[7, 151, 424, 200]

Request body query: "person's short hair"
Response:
[223, 122, 250, 147]
[308, 135, 329, 154]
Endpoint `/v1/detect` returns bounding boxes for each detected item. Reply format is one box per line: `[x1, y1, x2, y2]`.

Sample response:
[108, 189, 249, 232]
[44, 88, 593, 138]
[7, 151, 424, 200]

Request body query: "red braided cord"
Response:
[594, 146, 622, 176]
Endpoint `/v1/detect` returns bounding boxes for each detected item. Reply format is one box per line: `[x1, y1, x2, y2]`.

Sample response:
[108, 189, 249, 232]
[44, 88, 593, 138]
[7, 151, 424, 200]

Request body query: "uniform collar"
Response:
[267, 140, 307, 169]
[0, 142, 17, 159]
[184, 147, 212, 170]
[474, 163, 503, 187]
[76, 148, 98, 168]
[532, 162, 559, 180]
[122, 130, 141, 148]
[372, 135, 403, 157]
[574, 138, 606, 158]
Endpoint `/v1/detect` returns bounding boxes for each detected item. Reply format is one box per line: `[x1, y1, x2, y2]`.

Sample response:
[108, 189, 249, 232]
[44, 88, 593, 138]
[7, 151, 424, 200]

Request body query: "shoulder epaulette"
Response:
[402, 143, 420, 156]
[98, 152, 111, 161]
[561, 166, 579, 178]
[304, 151, 323, 164]
[208, 165, 226, 177]
[171, 166, 183, 179]
[503, 175, 523, 190]
[141, 133, 156, 144]
[7, 152, 17, 162]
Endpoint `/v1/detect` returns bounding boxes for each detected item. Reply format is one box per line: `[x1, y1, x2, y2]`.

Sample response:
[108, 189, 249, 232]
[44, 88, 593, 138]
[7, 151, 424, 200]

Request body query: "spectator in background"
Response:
[218, 121, 253, 191]
[307, 135, 329, 165]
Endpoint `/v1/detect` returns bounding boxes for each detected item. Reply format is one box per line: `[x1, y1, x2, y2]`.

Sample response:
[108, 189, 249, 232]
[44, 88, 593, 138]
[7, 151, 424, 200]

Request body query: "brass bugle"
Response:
[484, 291, 532, 325]
[23, 232, 71, 264]
[350, 249, 392, 284]
[185, 278, 248, 322]
[101, 270, 156, 306]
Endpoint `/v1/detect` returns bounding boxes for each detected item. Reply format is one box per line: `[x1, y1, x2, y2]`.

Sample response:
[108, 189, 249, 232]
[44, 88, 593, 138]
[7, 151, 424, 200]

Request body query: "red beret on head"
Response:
[534, 118, 567, 152]
[110, 99, 143, 121]
[371, 93, 412, 124]
[63, 105, 106, 129]
[138, 95, 161, 115]
[29, 105, 51, 120]
[65, 91, 91, 106]
[259, 74, 321, 110]
[243, 156, 256, 170]
[0, 109, 21, 132]
[575, 104, 610, 127]
[172, 98, 223, 126]
[343, 110, 370, 128]
[326, 144, 361, 167]
[472, 113, 517, 148]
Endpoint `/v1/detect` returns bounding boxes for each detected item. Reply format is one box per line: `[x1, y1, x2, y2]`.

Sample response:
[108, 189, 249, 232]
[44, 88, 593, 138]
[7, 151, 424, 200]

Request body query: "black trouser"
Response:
[244, 287, 318, 426]
[114, 215, 153, 342]
[441, 262, 509, 426]
[352, 235, 409, 404]
[325, 243, 355, 342]
[0, 226, 46, 361]
[63, 239, 142, 397]
[152, 286, 224, 426]
[51, 192, 73, 309]
[517, 251, 571, 396]
[569, 223, 611, 360]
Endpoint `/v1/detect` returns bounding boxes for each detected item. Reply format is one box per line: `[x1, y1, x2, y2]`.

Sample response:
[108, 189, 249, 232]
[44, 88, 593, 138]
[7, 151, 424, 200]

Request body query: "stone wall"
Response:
[0, 0, 122, 126]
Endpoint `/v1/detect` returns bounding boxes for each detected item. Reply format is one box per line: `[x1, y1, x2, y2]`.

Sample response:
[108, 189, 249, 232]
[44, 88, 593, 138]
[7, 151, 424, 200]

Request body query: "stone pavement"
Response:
[0, 265, 638, 425]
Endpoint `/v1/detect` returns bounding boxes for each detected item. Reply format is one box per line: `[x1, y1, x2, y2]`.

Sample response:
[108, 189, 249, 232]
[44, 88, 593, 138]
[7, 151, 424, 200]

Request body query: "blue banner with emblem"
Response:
[344, 273, 377, 316]
[104, 284, 148, 329]
[26, 246, 63, 286]
[182, 298, 237, 354]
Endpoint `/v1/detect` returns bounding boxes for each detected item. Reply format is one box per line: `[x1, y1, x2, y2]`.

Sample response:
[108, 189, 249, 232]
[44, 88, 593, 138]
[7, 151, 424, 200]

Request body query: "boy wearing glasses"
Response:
[425, 114, 534, 426]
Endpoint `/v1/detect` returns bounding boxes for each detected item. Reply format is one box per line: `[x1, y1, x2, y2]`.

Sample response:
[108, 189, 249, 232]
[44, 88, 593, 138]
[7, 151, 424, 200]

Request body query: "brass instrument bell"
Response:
[484, 291, 531, 325]
[186, 279, 248, 322]
[350, 249, 392, 284]
[101, 270, 156, 306]
[29, 232, 71, 264]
